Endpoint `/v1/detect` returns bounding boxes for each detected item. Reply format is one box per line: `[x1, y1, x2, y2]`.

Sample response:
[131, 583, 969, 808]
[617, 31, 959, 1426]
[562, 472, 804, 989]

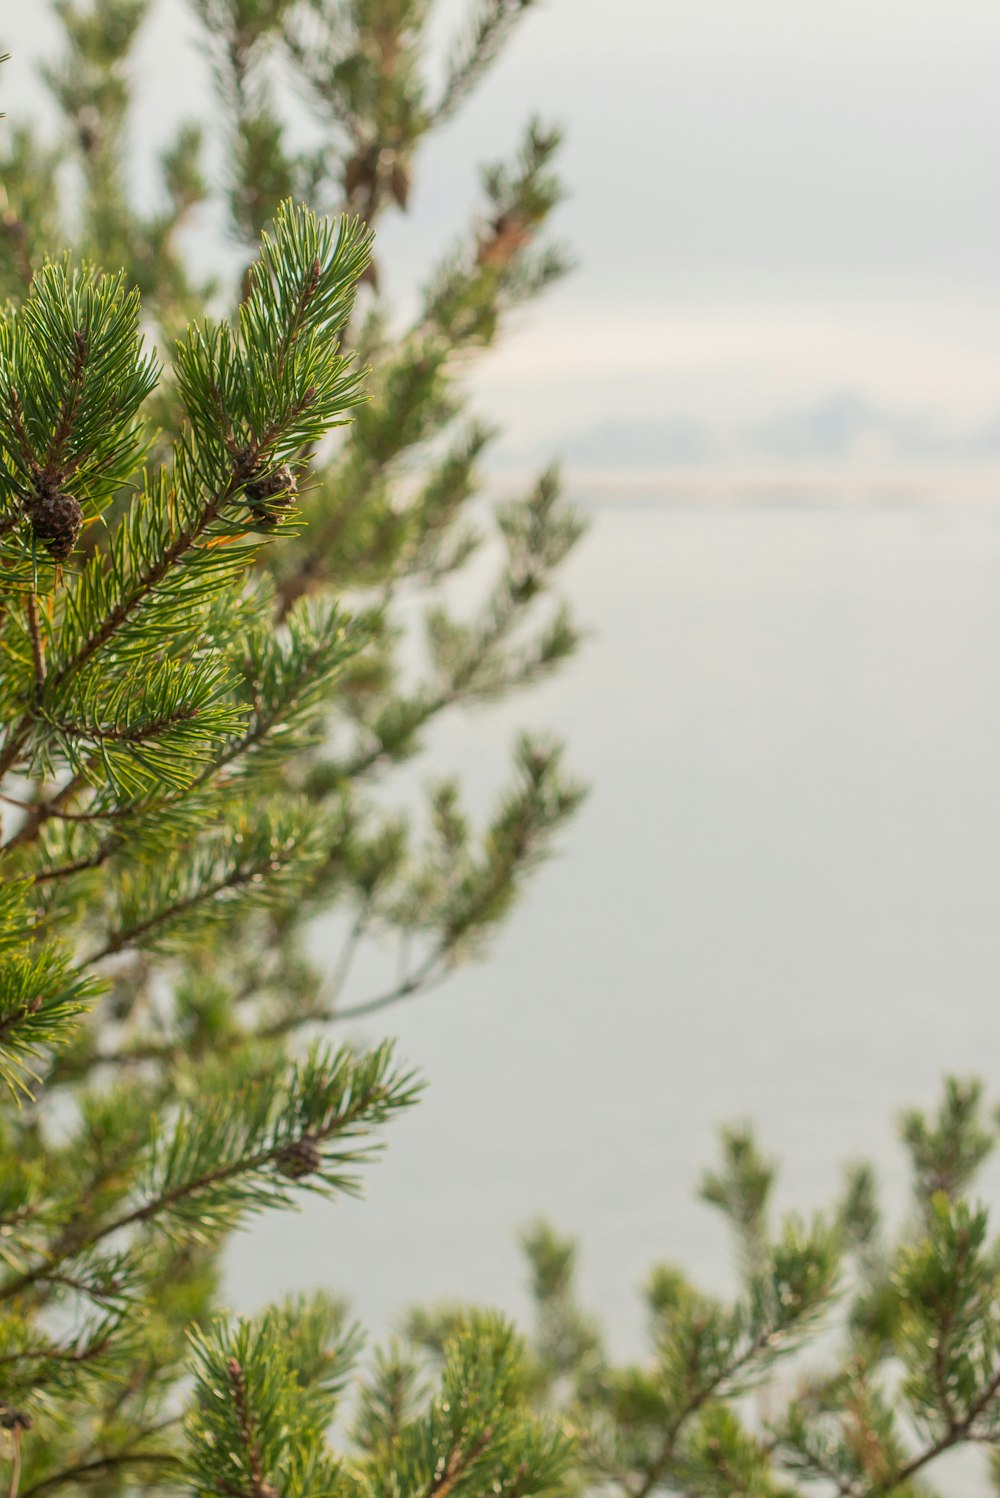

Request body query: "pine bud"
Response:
[276, 1137, 322, 1179]
[30, 483, 83, 561]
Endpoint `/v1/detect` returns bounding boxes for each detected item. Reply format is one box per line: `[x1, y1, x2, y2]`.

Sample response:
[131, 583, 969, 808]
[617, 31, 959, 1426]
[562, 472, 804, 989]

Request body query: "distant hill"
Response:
[506, 391, 1000, 475]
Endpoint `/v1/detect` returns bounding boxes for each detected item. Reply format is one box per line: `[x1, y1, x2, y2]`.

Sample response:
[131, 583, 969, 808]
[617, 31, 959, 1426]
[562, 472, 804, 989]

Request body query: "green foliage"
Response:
[0, 878, 97, 1096]
[901, 1077, 996, 1206]
[9, 16, 1000, 1498]
[186, 1308, 571, 1498]
[421, 1078, 1000, 1498]
[0, 0, 584, 1493]
[362, 1081, 1000, 1496]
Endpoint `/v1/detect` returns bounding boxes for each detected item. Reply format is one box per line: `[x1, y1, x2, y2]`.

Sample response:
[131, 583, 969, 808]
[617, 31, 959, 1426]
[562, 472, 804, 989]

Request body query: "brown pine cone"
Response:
[276, 1137, 322, 1180]
[246, 464, 296, 505]
[245, 465, 297, 528]
[30, 485, 83, 561]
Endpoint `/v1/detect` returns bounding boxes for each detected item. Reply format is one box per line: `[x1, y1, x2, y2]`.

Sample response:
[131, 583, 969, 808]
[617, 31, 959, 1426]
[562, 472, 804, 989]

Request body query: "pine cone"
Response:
[276, 1137, 322, 1180]
[30, 485, 83, 561]
[245, 465, 297, 527]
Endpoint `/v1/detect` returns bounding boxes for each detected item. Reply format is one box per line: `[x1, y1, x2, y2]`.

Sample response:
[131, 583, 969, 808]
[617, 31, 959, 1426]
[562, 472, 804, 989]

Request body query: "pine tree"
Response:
[0, 2, 583, 1493]
[11, 10, 996, 1498]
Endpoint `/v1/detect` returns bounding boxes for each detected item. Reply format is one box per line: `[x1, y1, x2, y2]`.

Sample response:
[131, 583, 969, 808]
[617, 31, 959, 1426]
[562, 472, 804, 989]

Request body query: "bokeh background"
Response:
[7, 0, 1000, 1353]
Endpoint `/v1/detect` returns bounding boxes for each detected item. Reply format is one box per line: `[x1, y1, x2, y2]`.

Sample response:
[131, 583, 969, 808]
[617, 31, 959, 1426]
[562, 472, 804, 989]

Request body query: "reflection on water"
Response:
[228, 496, 1000, 1378]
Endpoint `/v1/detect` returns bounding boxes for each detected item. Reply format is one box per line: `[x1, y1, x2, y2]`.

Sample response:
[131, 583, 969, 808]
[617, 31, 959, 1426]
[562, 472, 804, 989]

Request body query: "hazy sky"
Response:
[5, 0, 1000, 461]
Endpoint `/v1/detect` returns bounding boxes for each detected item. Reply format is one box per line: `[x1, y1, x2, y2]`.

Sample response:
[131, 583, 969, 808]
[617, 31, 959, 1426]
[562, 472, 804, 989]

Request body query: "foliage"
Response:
[398, 1078, 1000, 1498]
[0, 0, 582, 1492]
[10, 11, 995, 1498]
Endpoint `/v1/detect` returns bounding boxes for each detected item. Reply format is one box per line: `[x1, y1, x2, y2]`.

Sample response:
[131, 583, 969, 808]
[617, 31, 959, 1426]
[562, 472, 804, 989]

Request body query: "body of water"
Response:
[229, 496, 1000, 1368]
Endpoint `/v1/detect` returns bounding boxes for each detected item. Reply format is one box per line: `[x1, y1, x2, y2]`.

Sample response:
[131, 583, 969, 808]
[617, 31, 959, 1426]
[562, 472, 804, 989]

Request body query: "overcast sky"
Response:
[5, 0, 1000, 463]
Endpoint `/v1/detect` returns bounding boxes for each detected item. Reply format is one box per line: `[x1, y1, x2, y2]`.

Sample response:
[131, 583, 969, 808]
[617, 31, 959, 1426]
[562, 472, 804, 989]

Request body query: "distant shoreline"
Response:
[485, 464, 1000, 509]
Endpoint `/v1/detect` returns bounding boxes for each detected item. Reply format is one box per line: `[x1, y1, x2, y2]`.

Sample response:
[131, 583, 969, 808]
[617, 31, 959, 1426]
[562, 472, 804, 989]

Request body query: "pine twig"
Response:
[227, 1357, 269, 1498]
[25, 595, 46, 698]
[0, 1073, 399, 1304]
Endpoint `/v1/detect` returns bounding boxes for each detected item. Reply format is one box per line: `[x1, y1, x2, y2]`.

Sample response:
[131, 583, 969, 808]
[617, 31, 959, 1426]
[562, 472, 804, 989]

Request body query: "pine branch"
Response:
[2, 596, 358, 857]
[0, 1042, 418, 1301]
[80, 799, 331, 963]
[0, 205, 370, 788]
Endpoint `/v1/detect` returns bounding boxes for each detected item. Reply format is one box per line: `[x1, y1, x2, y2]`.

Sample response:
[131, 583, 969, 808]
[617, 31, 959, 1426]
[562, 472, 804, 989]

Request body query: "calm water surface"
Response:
[229, 499, 1000, 1381]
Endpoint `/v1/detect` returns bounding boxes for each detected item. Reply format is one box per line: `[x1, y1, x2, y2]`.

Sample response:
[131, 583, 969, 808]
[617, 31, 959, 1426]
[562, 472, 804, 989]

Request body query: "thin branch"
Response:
[45, 704, 198, 745]
[334, 953, 449, 1023]
[0, 1332, 111, 1369]
[6, 387, 41, 481]
[273, 258, 322, 387]
[26, 595, 46, 698]
[327, 909, 369, 1003]
[426, 1425, 495, 1498]
[227, 1357, 267, 1498]
[0, 771, 90, 854]
[329, 574, 536, 780]
[83, 862, 259, 965]
[44, 330, 88, 479]
[41, 1270, 127, 1307]
[18, 1449, 181, 1498]
[29, 841, 116, 885]
[259, 947, 447, 1040]
[874, 1361, 1000, 1494]
[431, 0, 532, 125]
